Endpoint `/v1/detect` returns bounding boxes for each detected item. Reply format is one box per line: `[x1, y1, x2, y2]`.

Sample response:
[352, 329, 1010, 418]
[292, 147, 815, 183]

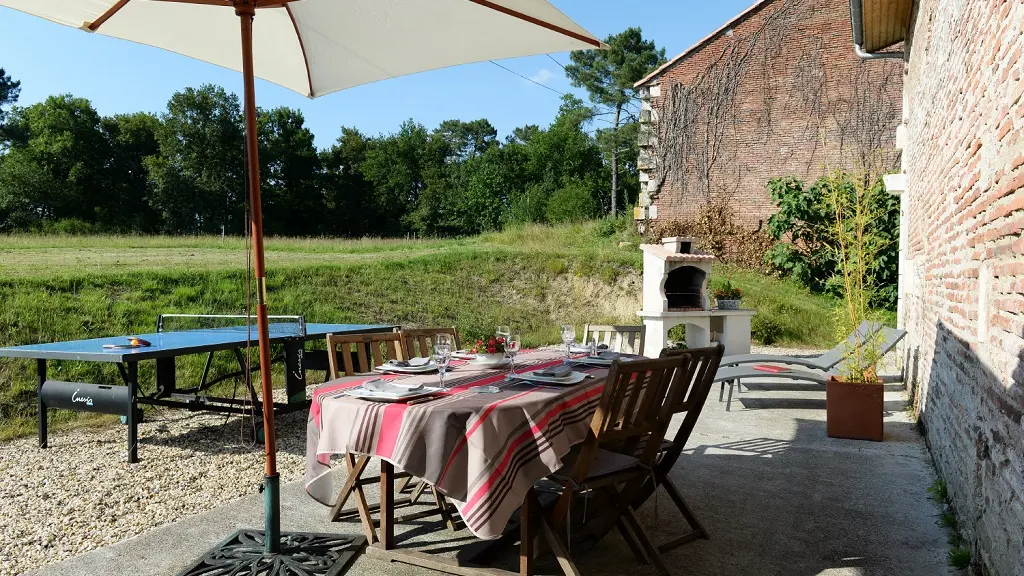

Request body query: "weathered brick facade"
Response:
[899, 1, 1024, 574]
[636, 0, 902, 229]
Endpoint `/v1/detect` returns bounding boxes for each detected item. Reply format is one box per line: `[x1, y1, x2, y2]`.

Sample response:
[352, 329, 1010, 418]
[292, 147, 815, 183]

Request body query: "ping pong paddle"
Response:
[103, 337, 152, 349]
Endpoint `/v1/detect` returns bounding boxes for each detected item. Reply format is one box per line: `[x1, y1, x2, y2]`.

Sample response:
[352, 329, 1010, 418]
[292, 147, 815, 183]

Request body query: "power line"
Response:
[487, 59, 618, 125]
[546, 54, 567, 71]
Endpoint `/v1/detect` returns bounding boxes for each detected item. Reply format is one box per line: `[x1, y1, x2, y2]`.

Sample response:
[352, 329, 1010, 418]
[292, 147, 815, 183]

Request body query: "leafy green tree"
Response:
[258, 106, 322, 236]
[0, 95, 110, 226]
[146, 85, 244, 234]
[322, 126, 375, 237]
[565, 27, 665, 217]
[361, 120, 441, 236]
[0, 67, 20, 144]
[434, 119, 497, 161]
[101, 112, 161, 231]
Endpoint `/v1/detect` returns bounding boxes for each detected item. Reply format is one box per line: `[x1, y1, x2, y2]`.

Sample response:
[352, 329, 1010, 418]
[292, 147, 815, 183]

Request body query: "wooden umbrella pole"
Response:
[235, 0, 281, 553]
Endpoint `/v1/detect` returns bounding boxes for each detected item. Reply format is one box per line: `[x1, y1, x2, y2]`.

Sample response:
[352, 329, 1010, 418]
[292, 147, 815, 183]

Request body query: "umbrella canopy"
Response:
[3, 0, 603, 97]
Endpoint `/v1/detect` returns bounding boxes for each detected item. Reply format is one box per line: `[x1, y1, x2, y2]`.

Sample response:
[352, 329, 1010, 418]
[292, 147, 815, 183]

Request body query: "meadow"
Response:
[0, 223, 845, 438]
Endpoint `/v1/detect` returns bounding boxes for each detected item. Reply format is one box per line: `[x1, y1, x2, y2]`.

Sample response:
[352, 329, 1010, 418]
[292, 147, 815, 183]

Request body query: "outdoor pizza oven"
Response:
[641, 236, 715, 314]
[664, 266, 707, 311]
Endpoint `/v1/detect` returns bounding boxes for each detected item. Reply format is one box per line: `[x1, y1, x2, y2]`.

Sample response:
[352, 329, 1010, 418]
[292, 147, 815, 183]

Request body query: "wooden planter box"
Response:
[826, 376, 884, 441]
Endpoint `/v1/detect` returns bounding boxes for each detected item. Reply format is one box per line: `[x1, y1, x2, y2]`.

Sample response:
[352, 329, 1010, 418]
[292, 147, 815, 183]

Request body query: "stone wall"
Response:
[899, 1, 1024, 574]
[637, 0, 902, 229]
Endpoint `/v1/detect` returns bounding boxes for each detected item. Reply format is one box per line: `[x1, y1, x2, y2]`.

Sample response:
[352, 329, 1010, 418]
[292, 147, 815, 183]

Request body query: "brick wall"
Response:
[900, 0, 1024, 574]
[637, 0, 902, 229]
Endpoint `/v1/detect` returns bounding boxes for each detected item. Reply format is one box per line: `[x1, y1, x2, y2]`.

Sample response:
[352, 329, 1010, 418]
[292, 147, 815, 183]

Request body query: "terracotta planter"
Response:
[826, 376, 884, 441]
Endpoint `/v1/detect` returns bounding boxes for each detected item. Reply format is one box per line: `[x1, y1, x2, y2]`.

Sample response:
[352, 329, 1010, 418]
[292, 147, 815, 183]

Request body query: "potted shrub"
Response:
[822, 171, 888, 441]
[714, 280, 743, 310]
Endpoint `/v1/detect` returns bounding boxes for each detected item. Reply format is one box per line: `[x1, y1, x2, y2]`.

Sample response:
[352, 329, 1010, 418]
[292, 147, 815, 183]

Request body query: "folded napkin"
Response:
[596, 343, 609, 351]
[534, 364, 572, 378]
[364, 379, 423, 393]
[386, 357, 431, 368]
[593, 351, 622, 360]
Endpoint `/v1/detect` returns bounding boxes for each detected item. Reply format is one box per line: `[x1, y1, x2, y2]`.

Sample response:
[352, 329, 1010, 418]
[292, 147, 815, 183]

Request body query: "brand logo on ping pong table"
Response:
[72, 389, 94, 407]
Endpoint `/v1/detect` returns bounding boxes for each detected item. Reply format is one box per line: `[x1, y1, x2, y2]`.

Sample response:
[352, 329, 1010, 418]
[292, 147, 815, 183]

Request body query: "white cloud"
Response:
[528, 68, 554, 85]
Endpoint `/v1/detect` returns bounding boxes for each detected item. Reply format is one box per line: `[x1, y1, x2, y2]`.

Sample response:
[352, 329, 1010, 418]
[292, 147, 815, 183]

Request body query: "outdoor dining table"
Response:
[304, 348, 623, 575]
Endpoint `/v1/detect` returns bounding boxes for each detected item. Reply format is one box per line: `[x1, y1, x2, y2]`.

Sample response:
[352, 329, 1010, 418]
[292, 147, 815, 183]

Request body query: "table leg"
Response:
[37, 359, 47, 449]
[520, 488, 536, 576]
[380, 461, 395, 549]
[126, 362, 139, 464]
[284, 340, 306, 405]
[155, 357, 176, 399]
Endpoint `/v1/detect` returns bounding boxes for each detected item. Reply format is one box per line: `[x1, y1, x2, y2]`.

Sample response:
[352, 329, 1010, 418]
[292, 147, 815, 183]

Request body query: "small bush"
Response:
[948, 548, 971, 570]
[545, 180, 599, 223]
[751, 314, 783, 345]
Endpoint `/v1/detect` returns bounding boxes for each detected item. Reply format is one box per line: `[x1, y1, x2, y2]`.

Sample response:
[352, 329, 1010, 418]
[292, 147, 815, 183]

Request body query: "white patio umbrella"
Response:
[0, 0, 603, 571]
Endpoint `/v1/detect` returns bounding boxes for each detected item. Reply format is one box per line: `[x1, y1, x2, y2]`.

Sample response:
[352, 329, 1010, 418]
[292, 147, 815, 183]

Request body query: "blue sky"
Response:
[0, 1, 753, 148]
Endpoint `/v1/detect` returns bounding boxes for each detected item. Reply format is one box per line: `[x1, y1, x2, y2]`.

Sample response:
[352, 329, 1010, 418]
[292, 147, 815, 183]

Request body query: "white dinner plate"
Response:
[452, 351, 477, 360]
[516, 371, 587, 386]
[374, 362, 437, 374]
[344, 384, 443, 402]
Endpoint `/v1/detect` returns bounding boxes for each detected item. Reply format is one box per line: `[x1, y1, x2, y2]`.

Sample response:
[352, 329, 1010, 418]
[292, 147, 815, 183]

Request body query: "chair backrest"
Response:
[564, 355, 687, 487]
[657, 344, 724, 473]
[831, 325, 907, 375]
[400, 327, 460, 359]
[326, 332, 407, 378]
[582, 324, 646, 354]
[816, 320, 882, 369]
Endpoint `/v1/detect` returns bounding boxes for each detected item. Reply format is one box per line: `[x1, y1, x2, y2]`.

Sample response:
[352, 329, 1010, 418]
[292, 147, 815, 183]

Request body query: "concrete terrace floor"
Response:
[32, 376, 954, 576]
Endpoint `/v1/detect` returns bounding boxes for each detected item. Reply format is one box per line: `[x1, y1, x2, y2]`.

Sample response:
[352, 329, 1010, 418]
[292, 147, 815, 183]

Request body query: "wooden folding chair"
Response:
[528, 355, 688, 576]
[582, 324, 646, 354]
[641, 344, 724, 551]
[400, 327, 460, 359]
[323, 332, 460, 536]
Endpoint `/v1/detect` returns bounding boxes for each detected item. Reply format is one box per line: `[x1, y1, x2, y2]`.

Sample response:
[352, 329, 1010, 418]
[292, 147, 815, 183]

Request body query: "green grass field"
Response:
[0, 222, 849, 438]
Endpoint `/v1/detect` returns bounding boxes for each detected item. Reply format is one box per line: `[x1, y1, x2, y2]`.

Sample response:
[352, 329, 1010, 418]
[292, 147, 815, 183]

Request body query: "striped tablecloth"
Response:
[304, 348, 610, 539]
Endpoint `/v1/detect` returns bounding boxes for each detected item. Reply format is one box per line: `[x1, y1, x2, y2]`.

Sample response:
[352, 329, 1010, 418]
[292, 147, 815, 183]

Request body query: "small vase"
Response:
[717, 299, 740, 310]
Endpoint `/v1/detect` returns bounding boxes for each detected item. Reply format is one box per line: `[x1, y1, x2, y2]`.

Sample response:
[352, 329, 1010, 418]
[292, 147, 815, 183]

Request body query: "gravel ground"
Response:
[0, 389, 309, 576]
[0, 345, 904, 576]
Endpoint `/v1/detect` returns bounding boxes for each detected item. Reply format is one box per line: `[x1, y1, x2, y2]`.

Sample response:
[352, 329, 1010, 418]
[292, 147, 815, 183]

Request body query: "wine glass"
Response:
[434, 333, 453, 350]
[495, 325, 511, 343]
[433, 343, 452, 390]
[560, 324, 576, 363]
[505, 333, 521, 380]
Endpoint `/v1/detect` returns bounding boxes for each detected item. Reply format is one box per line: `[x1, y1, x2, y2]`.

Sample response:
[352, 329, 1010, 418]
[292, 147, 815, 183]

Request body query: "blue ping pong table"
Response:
[0, 321, 396, 463]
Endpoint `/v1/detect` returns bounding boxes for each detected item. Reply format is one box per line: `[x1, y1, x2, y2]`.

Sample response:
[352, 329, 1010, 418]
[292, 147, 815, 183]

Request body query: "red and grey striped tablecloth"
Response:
[304, 348, 610, 539]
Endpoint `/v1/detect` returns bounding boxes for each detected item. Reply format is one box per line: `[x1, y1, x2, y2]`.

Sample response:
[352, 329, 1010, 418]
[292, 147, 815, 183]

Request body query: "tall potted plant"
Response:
[823, 171, 888, 441]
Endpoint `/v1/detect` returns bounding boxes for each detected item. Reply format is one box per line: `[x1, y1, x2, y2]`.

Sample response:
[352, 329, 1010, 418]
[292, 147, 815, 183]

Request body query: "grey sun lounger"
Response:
[719, 320, 882, 370]
[713, 326, 907, 411]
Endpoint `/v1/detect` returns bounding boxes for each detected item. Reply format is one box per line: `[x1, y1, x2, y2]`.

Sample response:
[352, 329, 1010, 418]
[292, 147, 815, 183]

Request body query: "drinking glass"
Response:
[495, 325, 511, 343]
[505, 333, 521, 380]
[433, 343, 452, 390]
[434, 333, 453, 349]
[560, 324, 576, 363]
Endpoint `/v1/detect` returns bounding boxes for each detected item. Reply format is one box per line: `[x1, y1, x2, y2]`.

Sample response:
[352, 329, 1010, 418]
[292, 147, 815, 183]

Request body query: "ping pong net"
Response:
[156, 314, 308, 338]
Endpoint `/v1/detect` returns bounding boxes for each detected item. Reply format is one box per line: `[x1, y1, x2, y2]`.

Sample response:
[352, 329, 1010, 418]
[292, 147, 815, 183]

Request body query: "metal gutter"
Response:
[850, 0, 904, 60]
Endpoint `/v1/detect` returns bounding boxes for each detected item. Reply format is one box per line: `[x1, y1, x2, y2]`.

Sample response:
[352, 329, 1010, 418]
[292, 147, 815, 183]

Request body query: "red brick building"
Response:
[872, 1, 1024, 574]
[635, 0, 903, 230]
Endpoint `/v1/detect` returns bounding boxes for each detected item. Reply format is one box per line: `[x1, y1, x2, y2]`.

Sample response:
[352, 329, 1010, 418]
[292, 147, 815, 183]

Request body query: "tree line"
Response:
[0, 28, 664, 237]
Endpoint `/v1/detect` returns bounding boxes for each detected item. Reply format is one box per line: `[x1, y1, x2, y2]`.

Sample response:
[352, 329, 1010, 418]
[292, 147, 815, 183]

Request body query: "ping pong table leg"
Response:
[37, 359, 47, 449]
[126, 362, 139, 464]
[155, 357, 176, 399]
[284, 340, 305, 405]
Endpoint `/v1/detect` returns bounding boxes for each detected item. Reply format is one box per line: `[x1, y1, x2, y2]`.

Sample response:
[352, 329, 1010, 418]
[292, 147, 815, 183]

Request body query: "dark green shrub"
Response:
[545, 180, 599, 223]
[751, 314, 783, 345]
[948, 548, 970, 570]
[764, 174, 899, 310]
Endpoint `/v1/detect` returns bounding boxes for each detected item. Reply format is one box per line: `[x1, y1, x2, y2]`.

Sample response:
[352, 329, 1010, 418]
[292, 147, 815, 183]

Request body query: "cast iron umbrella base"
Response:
[177, 530, 365, 576]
